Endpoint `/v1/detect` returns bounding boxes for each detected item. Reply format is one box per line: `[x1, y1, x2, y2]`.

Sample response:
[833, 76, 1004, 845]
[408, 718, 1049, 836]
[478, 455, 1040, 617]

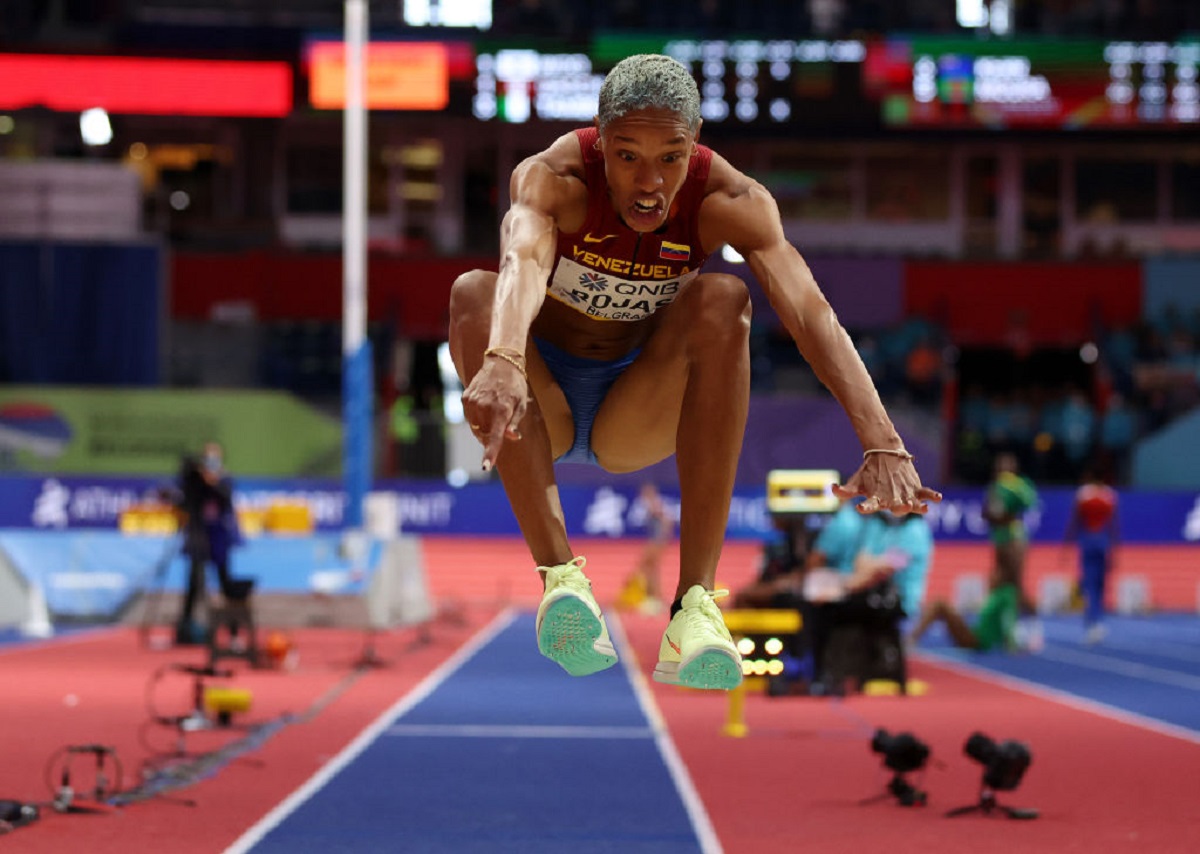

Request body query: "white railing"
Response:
[0, 160, 142, 240]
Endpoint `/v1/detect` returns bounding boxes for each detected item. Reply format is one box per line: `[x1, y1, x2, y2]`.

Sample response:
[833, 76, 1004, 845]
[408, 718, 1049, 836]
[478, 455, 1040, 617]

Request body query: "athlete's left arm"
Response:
[699, 164, 941, 514]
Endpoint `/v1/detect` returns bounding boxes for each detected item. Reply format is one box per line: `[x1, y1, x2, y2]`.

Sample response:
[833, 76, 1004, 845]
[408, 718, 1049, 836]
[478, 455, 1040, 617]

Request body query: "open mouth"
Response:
[627, 198, 664, 227]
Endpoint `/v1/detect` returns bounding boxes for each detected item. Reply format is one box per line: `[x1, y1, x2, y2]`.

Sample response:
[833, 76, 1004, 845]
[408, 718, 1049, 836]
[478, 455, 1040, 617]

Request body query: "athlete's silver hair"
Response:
[597, 54, 701, 133]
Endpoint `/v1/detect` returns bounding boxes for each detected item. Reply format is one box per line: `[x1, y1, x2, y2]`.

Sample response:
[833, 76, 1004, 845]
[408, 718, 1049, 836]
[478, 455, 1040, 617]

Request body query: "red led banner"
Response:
[0, 54, 293, 117]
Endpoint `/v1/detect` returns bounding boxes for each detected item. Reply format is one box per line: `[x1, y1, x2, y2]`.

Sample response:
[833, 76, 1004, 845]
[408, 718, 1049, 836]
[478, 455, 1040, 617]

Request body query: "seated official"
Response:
[733, 499, 914, 693]
[732, 512, 821, 609]
[854, 510, 934, 618]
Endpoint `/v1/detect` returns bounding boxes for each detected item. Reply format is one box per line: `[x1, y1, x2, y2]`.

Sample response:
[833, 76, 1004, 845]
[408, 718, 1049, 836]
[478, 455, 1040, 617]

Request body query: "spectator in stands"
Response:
[1056, 388, 1097, 478]
[448, 53, 940, 692]
[903, 332, 942, 406]
[172, 442, 244, 646]
[907, 565, 1022, 653]
[1097, 392, 1137, 483]
[984, 451, 1042, 650]
[1062, 468, 1119, 645]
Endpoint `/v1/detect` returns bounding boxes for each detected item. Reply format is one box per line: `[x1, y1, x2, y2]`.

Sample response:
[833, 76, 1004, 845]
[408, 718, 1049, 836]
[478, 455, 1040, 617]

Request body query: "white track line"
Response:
[609, 613, 724, 854]
[1035, 646, 1200, 690]
[914, 650, 1200, 746]
[1066, 637, 1200, 665]
[224, 609, 517, 854]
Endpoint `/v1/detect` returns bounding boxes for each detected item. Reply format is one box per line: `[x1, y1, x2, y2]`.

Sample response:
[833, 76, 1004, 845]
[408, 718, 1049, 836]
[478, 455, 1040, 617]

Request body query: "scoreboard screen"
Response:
[869, 37, 1200, 128]
[312, 34, 1200, 132]
[474, 36, 869, 126]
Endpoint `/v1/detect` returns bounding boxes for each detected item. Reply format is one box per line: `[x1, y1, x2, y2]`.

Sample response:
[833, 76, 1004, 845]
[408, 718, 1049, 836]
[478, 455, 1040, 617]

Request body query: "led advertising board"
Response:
[0, 54, 293, 117]
[305, 40, 476, 111]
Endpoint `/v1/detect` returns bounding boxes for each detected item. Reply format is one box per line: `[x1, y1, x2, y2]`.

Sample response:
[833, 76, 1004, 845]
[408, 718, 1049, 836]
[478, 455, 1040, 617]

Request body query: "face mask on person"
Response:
[204, 453, 222, 473]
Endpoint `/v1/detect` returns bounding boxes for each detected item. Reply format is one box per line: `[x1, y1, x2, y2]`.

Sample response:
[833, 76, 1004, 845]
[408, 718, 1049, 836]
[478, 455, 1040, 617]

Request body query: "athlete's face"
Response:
[596, 108, 698, 233]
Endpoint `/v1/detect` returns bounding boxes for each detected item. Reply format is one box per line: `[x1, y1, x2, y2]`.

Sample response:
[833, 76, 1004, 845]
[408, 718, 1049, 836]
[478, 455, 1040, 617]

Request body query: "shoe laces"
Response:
[539, 556, 590, 596]
[683, 588, 729, 634]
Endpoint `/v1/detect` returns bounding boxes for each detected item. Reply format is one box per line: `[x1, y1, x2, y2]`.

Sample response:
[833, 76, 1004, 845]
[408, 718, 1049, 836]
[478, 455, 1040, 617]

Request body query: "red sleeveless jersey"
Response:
[1075, 484, 1117, 532]
[545, 127, 713, 322]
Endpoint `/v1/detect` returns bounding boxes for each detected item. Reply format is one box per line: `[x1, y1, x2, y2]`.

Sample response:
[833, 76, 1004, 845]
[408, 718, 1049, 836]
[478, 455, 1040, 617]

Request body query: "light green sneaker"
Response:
[535, 557, 618, 676]
[653, 585, 742, 691]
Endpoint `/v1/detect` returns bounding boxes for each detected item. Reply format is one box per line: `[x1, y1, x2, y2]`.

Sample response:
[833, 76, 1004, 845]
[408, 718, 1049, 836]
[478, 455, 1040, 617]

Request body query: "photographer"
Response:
[172, 442, 244, 645]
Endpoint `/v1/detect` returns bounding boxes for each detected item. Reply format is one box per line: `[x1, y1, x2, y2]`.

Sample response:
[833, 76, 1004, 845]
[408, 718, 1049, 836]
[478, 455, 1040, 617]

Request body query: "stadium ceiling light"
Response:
[79, 107, 112, 147]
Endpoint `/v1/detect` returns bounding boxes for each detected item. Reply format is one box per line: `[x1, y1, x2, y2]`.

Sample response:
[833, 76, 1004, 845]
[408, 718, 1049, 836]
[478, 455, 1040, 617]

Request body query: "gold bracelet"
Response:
[863, 448, 914, 462]
[484, 347, 528, 381]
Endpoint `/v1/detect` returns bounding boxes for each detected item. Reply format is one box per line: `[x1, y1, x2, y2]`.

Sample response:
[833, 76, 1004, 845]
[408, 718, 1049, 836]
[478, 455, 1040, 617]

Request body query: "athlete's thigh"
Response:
[589, 272, 748, 471]
[589, 335, 687, 471]
[588, 286, 700, 471]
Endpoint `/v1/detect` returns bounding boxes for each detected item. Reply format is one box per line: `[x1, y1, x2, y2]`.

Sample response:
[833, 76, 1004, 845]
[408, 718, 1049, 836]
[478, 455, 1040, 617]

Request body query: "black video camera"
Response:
[964, 732, 1032, 791]
[871, 728, 930, 774]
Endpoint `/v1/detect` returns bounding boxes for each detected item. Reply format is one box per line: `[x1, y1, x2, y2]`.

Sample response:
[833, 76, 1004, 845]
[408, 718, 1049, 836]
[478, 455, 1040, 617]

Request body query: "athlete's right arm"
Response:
[465, 136, 584, 466]
[487, 158, 563, 355]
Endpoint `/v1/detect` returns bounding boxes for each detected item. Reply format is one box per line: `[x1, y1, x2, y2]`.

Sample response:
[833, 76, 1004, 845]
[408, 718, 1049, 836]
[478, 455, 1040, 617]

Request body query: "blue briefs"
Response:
[533, 337, 640, 465]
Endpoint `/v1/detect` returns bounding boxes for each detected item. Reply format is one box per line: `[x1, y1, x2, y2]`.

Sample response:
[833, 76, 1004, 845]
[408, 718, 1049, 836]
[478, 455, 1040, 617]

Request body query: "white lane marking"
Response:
[914, 650, 1200, 746]
[386, 723, 653, 739]
[610, 613, 724, 854]
[1064, 636, 1200, 665]
[1036, 645, 1200, 691]
[224, 609, 517, 854]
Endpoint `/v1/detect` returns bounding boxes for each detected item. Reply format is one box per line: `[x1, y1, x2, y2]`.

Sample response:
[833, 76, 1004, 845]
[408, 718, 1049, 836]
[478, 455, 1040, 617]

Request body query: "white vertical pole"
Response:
[344, 0, 366, 357]
[342, 0, 370, 528]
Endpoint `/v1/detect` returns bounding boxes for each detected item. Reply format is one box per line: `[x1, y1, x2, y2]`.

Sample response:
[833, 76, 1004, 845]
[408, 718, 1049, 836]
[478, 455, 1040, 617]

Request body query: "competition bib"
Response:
[547, 257, 697, 322]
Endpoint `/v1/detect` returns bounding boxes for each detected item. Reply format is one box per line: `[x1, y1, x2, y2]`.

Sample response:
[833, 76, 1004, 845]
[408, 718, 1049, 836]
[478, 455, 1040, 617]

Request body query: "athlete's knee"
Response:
[448, 269, 497, 324]
[678, 273, 751, 338]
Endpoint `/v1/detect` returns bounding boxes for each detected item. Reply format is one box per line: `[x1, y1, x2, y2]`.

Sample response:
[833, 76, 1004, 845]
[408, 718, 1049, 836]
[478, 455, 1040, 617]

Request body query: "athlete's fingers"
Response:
[832, 482, 861, 500]
[857, 496, 881, 514]
[917, 486, 943, 503]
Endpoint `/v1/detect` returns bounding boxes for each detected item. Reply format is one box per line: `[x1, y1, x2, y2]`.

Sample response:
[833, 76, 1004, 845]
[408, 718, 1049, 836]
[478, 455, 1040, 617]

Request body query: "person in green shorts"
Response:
[984, 452, 1038, 610]
[984, 451, 1042, 649]
[906, 568, 1021, 652]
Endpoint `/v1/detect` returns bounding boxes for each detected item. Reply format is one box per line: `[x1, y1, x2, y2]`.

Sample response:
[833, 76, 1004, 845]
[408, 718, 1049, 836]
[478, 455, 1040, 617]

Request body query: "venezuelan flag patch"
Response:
[659, 241, 690, 261]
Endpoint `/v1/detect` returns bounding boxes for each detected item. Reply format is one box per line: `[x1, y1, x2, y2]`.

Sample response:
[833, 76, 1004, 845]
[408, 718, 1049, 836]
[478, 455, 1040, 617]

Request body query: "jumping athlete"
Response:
[448, 54, 941, 691]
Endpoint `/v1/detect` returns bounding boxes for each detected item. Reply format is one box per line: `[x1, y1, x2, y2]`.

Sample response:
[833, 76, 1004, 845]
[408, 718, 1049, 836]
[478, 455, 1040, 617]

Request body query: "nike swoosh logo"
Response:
[582, 233, 618, 243]
[667, 636, 681, 654]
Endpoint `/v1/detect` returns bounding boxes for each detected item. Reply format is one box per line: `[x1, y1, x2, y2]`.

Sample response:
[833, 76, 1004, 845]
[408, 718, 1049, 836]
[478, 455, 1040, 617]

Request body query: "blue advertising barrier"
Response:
[1, 474, 1198, 545]
[0, 529, 382, 620]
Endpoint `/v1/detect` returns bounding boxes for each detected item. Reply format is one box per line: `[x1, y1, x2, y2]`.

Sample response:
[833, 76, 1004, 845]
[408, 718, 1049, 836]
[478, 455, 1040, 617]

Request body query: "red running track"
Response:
[2, 535, 1197, 853]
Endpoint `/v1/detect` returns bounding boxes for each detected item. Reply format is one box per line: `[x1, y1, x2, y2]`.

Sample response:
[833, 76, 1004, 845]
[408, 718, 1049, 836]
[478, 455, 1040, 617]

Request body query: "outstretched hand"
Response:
[833, 454, 942, 515]
[461, 356, 528, 471]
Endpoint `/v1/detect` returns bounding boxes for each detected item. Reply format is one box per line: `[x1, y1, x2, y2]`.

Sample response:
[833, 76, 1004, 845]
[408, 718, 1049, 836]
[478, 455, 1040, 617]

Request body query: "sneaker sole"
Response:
[537, 596, 617, 677]
[678, 648, 742, 691]
[652, 661, 680, 686]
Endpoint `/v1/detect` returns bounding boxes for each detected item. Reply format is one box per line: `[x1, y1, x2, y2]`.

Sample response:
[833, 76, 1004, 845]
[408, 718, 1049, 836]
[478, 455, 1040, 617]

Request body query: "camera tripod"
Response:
[860, 772, 927, 808]
[946, 787, 1038, 820]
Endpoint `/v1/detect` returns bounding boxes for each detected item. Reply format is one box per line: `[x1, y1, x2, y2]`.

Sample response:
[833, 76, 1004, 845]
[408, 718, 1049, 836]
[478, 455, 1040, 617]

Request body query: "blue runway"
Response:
[238, 612, 713, 854]
[916, 613, 1200, 737]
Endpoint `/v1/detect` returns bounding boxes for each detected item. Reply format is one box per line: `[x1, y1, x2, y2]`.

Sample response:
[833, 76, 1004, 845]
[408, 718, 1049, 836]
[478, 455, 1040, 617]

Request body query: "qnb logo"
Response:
[578, 271, 608, 292]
